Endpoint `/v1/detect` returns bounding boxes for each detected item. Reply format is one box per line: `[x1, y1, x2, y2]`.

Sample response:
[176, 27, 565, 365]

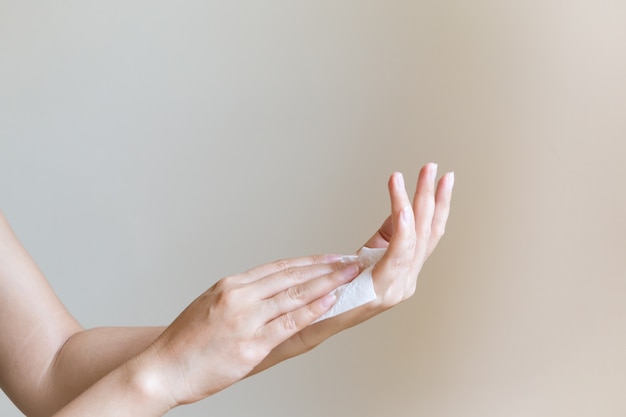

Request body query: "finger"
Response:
[249, 261, 356, 301]
[410, 163, 438, 269]
[427, 171, 454, 257]
[257, 262, 360, 321]
[237, 253, 343, 284]
[372, 172, 416, 283]
[259, 292, 338, 347]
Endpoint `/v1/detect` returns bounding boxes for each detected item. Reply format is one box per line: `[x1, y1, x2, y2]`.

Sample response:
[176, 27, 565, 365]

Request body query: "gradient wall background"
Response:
[1, 1, 625, 416]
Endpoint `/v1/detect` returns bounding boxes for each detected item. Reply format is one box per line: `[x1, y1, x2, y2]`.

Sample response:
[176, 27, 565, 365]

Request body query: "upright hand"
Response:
[366, 163, 454, 308]
[251, 163, 454, 373]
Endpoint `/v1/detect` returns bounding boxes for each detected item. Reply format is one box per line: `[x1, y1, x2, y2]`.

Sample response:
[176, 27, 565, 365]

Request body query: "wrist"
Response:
[123, 347, 178, 414]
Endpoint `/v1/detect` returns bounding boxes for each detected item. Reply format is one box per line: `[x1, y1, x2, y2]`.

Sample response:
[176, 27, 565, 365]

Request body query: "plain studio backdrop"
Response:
[1, 1, 625, 416]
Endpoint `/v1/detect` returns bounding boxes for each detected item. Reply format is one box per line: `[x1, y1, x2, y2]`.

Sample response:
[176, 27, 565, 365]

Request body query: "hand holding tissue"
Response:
[314, 247, 386, 322]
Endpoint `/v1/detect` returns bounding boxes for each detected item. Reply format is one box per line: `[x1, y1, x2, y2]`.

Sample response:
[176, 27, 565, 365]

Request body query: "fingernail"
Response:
[340, 255, 359, 263]
[341, 262, 361, 279]
[325, 254, 344, 262]
[429, 163, 438, 180]
[395, 172, 405, 190]
[320, 292, 337, 309]
[448, 172, 455, 190]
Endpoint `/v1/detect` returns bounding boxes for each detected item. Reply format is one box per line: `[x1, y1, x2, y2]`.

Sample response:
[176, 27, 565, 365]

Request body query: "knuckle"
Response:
[235, 340, 266, 365]
[271, 258, 291, 272]
[390, 257, 403, 270]
[405, 237, 417, 253]
[215, 285, 243, 308]
[214, 275, 235, 291]
[278, 313, 299, 333]
[387, 254, 407, 271]
[283, 265, 306, 282]
[311, 254, 327, 264]
[417, 224, 432, 240]
[431, 220, 446, 238]
[286, 285, 306, 302]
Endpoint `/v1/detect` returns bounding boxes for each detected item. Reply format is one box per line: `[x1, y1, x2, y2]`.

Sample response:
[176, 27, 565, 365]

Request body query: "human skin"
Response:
[0, 163, 453, 416]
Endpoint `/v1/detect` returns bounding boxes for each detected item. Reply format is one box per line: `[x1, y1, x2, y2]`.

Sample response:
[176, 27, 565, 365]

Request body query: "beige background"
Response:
[1, 1, 625, 416]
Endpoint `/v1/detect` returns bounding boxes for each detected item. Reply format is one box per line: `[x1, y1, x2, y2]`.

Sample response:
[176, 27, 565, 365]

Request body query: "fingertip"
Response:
[388, 171, 405, 191]
[448, 171, 455, 190]
[437, 171, 454, 199]
[429, 163, 438, 181]
[420, 162, 438, 179]
[388, 172, 412, 217]
[396, 172, 405, 189]
[319, 292, 337, 310]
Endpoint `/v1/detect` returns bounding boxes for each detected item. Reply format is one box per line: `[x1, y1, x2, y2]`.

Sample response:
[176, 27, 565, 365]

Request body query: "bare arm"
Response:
[1, 164, 454, 416]
[0, 213, 170, 416]
[50, 354, 172, 417]
[46, 326, 165, 413]
[0, 211, 358, 416]
[0, 211, 82, 416]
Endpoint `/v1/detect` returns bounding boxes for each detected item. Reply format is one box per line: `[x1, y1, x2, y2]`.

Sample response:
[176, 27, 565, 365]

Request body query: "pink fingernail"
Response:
[320, 293, 337, 309]
[340, 255, 359, 263]
[396, 172, 405, 189]
[429, 163, 438, 180]
[341, 262, 360, 278]
[447, 172, 455, 190]
[325, 254, 344, 262]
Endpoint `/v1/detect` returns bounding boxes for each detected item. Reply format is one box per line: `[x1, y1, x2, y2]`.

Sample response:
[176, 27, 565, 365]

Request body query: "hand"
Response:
[250, 163, 454, 373]
[366, 163, 454, 308]
[134, 255, 362, 408]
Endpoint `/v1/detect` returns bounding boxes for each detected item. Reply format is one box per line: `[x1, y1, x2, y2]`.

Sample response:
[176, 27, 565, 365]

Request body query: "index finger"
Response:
[372, 172, 416, 291]
[237, 253, 344, 284]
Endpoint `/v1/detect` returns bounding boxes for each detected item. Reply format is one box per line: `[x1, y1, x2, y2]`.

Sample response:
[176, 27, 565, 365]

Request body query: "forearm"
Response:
[51, 351, 173, 417]
[249, 300, 376, 377]
[44, 326, 165, 414]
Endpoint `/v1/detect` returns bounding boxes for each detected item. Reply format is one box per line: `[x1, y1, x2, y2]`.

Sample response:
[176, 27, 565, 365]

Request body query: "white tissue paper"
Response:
[314, 247, 386, 323]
